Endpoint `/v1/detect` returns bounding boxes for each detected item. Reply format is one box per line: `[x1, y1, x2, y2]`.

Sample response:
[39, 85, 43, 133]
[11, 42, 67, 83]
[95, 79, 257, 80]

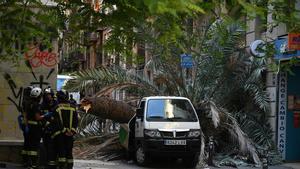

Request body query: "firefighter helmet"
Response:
[44, 87, 54, 96]
[30, 87, 42, 98]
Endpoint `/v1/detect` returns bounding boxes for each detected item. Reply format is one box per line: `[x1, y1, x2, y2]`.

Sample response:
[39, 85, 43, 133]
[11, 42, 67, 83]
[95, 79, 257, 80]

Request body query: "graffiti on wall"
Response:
[24, 46, 57, 68]
[3, 68, 55, 114]
[1, 44, 57, 138]
[4, 74, 24, 113]
[30, 69, 55, 89]
[1, 68, 55, 137]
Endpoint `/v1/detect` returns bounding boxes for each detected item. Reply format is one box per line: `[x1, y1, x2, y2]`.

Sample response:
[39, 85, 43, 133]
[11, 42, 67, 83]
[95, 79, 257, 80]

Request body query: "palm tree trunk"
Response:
[82, 97, 135, 123]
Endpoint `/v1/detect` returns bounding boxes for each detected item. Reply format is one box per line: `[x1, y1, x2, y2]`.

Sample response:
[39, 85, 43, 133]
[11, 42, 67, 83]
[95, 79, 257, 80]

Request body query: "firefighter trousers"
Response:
[22, 132, 29, 167]
[43, 133, 57, 169]
[27, 123, 42, 169]
[55, 134, 74, 169]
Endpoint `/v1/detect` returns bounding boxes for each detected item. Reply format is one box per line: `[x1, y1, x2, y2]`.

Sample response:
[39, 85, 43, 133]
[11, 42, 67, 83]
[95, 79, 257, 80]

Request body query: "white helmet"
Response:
[30, 87, 42, 98]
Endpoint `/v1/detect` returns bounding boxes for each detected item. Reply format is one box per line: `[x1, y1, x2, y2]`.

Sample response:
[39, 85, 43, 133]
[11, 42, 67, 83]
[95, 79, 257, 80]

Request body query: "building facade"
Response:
[0, 1, 59, 162]
[246, 1, 300, 161]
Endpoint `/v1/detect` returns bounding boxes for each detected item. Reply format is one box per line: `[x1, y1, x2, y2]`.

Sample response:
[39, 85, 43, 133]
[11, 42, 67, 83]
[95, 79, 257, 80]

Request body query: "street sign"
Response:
[181, 54, 193, 68]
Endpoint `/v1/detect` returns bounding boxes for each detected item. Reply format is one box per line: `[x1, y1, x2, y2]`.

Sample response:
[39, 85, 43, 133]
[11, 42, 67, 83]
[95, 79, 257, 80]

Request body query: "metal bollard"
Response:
[207, 136, 215, 166]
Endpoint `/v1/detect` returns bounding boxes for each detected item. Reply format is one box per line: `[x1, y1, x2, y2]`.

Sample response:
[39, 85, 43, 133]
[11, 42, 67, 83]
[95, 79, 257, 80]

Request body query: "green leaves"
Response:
[0, 0, 63, 63]
[144, 0, 205, 16]
[65, 66, 160, 96]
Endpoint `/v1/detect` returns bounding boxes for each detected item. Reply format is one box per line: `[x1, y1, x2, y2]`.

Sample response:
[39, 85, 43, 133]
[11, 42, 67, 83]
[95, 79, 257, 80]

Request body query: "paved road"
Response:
[2, 159, 299, 169]
[73, 159, 298, 169]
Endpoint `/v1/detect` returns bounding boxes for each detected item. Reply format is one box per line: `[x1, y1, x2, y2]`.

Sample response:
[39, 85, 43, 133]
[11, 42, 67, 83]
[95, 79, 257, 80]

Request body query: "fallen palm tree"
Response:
[80, 97, 135, 123]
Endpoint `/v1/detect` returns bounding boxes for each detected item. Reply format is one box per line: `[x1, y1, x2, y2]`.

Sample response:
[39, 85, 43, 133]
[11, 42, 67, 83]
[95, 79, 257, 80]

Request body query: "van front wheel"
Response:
[183, 154, 199, 168]
[135, 144, 149, 166]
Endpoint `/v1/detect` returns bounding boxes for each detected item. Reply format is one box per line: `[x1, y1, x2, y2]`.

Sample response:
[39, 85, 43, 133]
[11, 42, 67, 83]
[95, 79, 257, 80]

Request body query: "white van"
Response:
[127, 96, 201, 168]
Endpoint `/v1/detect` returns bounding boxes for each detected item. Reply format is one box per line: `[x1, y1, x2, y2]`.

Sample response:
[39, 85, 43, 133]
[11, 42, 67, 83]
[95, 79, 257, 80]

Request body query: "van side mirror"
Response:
[136, 108, 144, 119]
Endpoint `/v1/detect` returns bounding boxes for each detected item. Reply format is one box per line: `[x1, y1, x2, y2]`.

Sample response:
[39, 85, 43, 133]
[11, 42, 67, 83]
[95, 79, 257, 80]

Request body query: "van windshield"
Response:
[146, 99, 198, 122]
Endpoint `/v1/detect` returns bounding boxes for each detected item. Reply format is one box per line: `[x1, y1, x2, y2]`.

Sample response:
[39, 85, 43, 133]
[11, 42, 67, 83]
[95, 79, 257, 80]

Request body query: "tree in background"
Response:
[2, 0, 299, 65]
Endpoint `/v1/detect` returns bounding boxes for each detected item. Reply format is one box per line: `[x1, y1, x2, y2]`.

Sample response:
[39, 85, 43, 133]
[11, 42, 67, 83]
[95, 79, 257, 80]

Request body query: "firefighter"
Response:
[52, 90, 78, 169]
[69, 94, 77, 106]
[19, 86, 33, 167]
[24, 87, 53, 169]
[41, 87, 57, 169]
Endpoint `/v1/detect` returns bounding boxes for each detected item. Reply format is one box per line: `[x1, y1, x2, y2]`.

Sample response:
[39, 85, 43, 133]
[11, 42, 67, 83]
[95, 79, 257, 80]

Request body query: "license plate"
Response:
[164, 140, 186, 145]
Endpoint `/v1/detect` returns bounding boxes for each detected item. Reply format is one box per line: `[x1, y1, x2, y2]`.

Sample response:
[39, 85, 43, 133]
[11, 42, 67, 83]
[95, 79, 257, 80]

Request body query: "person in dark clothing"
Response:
[19, 86, 33, 168]
[69, 94, 77, 106]
[24, 87, 53, 169]
[41, 87, 58, 169]
[52, 90, 78, 169]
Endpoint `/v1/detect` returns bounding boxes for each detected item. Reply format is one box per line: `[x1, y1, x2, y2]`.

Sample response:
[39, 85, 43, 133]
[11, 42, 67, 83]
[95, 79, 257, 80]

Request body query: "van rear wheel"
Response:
[135, 144, 149, 166]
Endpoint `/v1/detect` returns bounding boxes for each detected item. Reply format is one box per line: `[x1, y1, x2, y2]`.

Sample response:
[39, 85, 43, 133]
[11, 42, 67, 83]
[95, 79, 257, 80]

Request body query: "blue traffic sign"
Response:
[181, 54, 193, 68]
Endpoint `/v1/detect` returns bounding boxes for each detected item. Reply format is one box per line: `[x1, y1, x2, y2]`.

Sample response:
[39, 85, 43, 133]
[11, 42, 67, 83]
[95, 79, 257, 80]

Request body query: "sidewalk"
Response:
[207, 163, 299, 169]
[1, 160, 300, 169]
[282, 163, 300, 169]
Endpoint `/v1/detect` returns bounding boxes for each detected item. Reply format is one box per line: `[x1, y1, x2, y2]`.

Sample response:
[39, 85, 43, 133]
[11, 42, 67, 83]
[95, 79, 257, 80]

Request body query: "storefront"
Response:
[275, 37, 300, 161]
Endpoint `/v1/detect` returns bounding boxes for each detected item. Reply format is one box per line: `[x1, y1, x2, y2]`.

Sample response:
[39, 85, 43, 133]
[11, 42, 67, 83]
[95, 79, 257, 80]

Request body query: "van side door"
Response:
[135, 100, 145, 138]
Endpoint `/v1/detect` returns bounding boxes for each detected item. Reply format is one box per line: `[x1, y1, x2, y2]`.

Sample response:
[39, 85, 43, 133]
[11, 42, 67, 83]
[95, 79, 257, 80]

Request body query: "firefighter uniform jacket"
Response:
[41, 99, 58, 115]
[41, 100, 58, 133]
[51, 102, 78, 138]
[26, 101, 42, 125]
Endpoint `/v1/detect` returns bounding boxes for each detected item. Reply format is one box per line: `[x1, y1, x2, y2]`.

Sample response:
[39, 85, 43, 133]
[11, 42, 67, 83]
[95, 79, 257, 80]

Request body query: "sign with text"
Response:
[277, 72, 287, 159]
[288, 33, 300, 50]
[181, 54, 193, 68]
[274, 38, 300, 60]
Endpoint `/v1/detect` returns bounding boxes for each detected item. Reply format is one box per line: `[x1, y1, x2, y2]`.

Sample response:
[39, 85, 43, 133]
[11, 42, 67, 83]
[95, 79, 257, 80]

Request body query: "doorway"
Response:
[286, 66, 300, 161]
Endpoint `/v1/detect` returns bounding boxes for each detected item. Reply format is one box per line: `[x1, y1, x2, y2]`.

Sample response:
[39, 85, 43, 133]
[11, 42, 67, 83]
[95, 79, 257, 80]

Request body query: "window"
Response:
[146, 99, 198, 122]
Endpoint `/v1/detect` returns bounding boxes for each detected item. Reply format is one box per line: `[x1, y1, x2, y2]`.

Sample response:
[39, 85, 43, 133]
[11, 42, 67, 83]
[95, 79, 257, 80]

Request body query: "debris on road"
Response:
[73, 134, 125, 161]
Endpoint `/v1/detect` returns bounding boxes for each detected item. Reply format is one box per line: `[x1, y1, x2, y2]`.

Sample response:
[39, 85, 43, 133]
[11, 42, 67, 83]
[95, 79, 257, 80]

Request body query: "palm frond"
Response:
[94, 82, 144, 97]
[210, 101, 221, 128]
[223, 112, 260, 164]
[207, 101, 260, 164]
[235, 112, 274, 148]
[65, 65, 161, 96]
[77, 113, 104, 138]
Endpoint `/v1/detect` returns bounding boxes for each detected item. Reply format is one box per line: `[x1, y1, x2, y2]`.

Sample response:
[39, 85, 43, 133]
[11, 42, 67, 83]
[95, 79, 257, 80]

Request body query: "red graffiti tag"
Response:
[24, 47, 57, 68]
